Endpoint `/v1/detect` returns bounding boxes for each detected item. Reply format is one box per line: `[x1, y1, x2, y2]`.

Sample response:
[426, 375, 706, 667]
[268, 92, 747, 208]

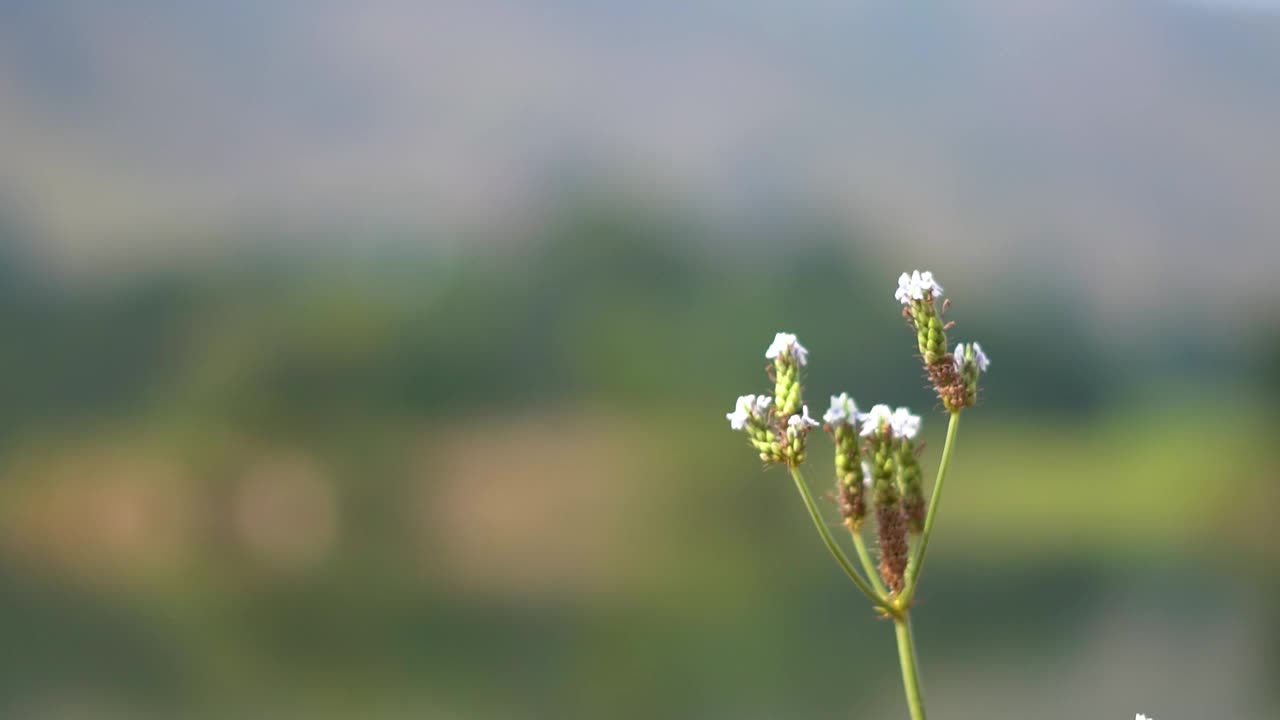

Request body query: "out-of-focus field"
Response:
[4, 2, 1280, 715]
[0, 230, 1274, 717]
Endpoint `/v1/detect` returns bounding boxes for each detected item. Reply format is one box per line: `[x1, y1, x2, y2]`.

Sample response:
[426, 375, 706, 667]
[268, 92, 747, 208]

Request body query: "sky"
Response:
[1, 0, 1279, 317]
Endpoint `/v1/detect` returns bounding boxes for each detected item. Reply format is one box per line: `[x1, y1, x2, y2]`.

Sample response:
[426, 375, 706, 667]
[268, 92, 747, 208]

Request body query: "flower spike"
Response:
[825, 393, 866, 529]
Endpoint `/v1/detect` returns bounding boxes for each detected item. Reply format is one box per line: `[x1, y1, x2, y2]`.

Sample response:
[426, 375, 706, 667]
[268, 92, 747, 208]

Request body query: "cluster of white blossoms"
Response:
[953, 342, 991, 373]
[726, 393, 773, 431]
[891, 407, 921, 440]
[721, 272, 995, 720]
[856, 404, 920, 440]
[765, 332, 809, 367]
[822, 392, 859, 427]
[787, 407, 820, 430]
[894, 270, 944, 305]
[726, 332, 821, 465]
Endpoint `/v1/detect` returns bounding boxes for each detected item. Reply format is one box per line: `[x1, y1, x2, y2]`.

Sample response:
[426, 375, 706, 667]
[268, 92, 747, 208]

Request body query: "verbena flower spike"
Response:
[723, 271, 989, 720]
[824, 393, 866, 531]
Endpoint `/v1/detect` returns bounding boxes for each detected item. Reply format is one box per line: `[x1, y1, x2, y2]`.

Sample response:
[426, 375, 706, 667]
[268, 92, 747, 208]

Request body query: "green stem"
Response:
[901, 411, 960, 606]
[787, 466, 896, 616]
[851, 530, 888, 597]
[894, 614, 927, 720]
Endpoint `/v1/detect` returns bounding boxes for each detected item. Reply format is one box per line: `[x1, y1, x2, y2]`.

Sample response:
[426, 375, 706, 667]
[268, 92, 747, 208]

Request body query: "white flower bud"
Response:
[894, 270, 944, 305]
[765, 332, 809, 367]
[890, 407, 922, 440]
[726, 394, 770, 431]
[859, 404, 894, 437]
[822, 393, 859, 427]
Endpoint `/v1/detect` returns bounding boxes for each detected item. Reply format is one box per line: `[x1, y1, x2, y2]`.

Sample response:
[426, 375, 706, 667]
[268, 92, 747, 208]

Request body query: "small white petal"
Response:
[861, 460, 873, 487]
[726, 394, 756, 430]
[788, 405, 820, 429]
[765, 332, 808, 366]
[891, 407, 922, 440]
[972, 342, 990, 372]
[765, 332, 794, 360]
[753, 395, 774, 415]
[823, 392, 859, 427]
[895, 272, 914, 305]
[859, 404, 894, 437]
[953, 343, 966, 372]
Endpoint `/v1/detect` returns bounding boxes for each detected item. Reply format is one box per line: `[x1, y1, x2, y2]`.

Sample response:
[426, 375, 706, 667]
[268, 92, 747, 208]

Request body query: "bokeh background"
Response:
[1, 1, 1279, 718]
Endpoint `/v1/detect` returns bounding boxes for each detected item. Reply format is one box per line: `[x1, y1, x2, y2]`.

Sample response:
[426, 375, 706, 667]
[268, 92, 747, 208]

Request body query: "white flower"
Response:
[894, 272, 915, 304]
[859, 404, 894, 437]
[954, 342, 991, 373]
[726, 394, 768, 430]
[765, 332, 809, 366]
[862, 460, 873, 487]
[1136, 715, 1155, 720]
[890, 407, 921, 440]
[894, 270, 944, 305]
[822, 393, 859, 427]
[918, 270, 942, 296]
[787, 405, 820, 430]
[971, 342, 990, 372]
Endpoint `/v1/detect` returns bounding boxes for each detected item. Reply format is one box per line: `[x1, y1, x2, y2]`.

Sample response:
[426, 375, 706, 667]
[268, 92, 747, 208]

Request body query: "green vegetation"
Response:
[0, 208, 1274, 717]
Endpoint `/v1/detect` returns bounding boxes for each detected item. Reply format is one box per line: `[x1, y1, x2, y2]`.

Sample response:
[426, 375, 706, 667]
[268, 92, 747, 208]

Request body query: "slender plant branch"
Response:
[787, 466, 897, 616]
[851, 530, 888, 597]
[894, 614, 928, 720]
[901, 411, 961, 606]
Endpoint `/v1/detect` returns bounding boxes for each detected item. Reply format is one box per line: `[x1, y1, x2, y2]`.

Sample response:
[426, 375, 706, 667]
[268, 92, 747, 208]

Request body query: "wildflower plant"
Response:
[725, 271, 989, 720]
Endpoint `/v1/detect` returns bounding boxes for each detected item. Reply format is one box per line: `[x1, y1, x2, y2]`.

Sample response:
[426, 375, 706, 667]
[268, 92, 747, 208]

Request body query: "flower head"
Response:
[894, 270, 944, 306]
[953, 342, 990, 374]
[823, 393, 859, 427]
[971, 342, 990, 372]
[765, 332, 809, 367]
[859, 404, 894, 437]
[890, 407, 921, 440]
[726, 394, 771, 431]
[787, 405, 820, 430]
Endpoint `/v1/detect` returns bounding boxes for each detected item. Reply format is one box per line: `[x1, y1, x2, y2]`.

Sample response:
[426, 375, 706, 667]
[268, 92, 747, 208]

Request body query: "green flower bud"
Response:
[897, 439, 926, 534]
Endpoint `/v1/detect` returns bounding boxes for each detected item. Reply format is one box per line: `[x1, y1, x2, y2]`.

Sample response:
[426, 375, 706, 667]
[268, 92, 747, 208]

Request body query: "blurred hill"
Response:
[2, 0, 1280, 318]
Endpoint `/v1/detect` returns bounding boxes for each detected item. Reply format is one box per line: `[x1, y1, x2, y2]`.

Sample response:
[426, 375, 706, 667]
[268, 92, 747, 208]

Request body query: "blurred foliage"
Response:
[0, 203, 1135, 443]
[0, 205, 1275, 717]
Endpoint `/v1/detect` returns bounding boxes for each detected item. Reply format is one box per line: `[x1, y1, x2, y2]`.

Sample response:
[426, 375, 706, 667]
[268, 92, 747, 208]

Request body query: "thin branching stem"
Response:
[901, 411, 961, 606]
[787, 466, 897, 616]
[851, 530, 888, 597]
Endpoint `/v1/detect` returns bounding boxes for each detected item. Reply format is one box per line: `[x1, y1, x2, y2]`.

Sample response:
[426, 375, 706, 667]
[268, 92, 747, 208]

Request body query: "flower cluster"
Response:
[723, 271, 994, 720]
[894, 270, 944, 304]
[724, 333, 818, 466]
[725, 272, 994, 597]
[860, 403, 922, 592]
[824, 393, 866, 530]
[897, 270, 988, 411]
[728, 341, 933, 593]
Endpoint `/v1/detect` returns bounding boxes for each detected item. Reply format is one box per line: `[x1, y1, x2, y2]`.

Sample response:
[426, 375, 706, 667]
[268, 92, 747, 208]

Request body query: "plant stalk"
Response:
[787, 466, 896, 616]
[851, 530, 888, 597]
[901, 411, 961, 606]
[894, 613, 927, 720]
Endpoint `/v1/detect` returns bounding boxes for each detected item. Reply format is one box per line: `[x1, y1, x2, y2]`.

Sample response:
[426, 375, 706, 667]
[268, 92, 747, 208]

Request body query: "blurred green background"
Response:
[2, 2, 1280, 719]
